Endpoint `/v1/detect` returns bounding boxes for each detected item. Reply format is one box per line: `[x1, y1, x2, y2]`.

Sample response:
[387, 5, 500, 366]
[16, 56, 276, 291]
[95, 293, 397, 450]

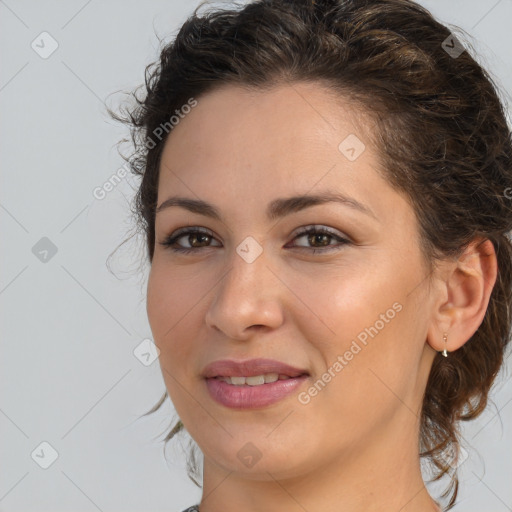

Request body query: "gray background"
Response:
[1, 1, 511, 511]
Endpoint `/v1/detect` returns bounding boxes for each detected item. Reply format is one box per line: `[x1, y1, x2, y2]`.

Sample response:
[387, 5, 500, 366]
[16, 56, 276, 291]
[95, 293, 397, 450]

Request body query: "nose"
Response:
[204, 243, 285, 340]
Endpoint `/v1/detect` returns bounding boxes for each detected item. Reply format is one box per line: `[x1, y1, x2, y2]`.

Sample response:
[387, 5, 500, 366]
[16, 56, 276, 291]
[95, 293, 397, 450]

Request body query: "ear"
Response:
[426, 238, 497, 354]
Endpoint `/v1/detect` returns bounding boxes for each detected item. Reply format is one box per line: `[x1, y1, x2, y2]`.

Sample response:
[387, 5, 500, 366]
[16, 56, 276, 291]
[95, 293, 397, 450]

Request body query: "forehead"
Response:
[158, 82, 380, 191]
[163, 81, 372, 145]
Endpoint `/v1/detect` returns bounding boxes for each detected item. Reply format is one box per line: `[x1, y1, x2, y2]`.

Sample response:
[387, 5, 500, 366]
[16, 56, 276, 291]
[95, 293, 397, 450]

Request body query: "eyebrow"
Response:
[156, 191, 377, 222]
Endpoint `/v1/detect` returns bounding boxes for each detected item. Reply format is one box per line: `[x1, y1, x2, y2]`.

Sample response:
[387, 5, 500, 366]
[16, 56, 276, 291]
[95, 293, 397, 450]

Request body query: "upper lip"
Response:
[202, 358, 309, 378]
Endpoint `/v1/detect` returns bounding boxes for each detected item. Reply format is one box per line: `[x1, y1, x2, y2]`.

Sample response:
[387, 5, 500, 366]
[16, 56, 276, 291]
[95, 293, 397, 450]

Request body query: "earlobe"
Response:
[427, 238, 497, 355]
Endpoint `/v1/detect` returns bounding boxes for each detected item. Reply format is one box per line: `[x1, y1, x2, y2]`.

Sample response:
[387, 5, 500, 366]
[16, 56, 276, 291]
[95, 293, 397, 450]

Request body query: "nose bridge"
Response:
[222, 235, 271, 306]
[205, 235, 283, 336]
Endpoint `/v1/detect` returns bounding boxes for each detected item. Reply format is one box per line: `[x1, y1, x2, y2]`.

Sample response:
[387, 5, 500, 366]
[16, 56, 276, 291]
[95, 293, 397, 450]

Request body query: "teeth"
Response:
[218, 373, 286, 386]
[246, 375, 265, 386]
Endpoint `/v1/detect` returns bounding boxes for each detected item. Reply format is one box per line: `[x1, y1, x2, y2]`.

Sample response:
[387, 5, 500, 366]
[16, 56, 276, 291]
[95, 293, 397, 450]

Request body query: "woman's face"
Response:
[147, 82, 438, 479]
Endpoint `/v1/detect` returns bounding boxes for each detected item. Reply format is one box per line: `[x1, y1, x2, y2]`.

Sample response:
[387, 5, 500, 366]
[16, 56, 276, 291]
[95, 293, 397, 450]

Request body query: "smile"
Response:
[205, 374, 309, 409]
[214, 373, 296, 385]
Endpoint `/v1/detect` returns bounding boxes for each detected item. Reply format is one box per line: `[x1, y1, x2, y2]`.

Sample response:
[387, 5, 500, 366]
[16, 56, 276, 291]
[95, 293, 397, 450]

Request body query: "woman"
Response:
[111, 0, 512, 510]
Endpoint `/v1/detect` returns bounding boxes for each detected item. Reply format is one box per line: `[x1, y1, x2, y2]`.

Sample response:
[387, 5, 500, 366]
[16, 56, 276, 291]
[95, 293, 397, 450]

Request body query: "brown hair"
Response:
[109, 0, 512, 508]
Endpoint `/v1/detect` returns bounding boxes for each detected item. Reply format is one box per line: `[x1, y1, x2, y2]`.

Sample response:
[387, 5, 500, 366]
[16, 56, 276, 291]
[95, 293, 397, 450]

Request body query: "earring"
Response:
[441, 332, 448, 357]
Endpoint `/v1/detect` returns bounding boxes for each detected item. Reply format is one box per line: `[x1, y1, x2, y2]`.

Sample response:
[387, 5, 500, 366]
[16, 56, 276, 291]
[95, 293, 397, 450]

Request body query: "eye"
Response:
[160, 227, 220, 254]
[286, 225, 351, 253]
[159, 225, 351, 254]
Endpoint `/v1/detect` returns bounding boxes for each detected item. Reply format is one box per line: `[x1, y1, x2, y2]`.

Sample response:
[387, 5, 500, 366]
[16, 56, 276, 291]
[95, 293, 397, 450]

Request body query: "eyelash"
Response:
[159, 225, 351, 254]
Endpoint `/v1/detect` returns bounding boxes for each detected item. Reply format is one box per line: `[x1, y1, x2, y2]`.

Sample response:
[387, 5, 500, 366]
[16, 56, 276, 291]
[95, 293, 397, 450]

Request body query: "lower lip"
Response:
[205, 375, 309, 409]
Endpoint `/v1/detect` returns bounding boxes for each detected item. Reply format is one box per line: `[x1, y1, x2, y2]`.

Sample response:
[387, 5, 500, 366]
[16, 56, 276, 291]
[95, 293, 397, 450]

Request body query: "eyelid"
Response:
[290, 224, 350, 243]
[169, 226, 216, 239]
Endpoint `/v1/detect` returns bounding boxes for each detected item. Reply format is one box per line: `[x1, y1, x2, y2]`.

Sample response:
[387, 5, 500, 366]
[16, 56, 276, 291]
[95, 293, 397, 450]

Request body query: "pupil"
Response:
[309, 233, 329, 246]
[192, 234, 209, 246]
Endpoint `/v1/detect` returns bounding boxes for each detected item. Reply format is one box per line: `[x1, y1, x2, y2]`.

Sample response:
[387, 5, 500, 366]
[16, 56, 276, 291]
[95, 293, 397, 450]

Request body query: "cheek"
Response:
[146, 264, 206, 418]
[147, 260, 198, 334]
[289, 261, 417, 410]
[146, 264, 201, 366]
[289, 260, 404, 353]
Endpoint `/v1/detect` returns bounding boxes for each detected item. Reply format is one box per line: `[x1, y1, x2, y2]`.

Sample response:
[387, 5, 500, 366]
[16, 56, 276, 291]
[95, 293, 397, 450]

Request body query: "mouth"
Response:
[202, 358, 310, 409]
[211, 373, 308, 386]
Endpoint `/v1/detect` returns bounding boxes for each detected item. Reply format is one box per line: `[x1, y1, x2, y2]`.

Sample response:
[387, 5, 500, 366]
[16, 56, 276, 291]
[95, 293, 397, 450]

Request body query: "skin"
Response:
[146, 82, 497, 512]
